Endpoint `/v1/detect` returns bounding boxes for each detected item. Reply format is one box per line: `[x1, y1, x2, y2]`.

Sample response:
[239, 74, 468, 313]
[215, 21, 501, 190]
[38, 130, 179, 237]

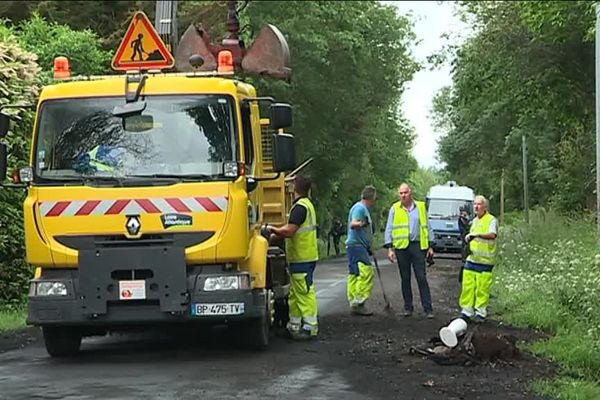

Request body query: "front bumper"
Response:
[431, 232, 463, 253]
[27, 267, 267, 327]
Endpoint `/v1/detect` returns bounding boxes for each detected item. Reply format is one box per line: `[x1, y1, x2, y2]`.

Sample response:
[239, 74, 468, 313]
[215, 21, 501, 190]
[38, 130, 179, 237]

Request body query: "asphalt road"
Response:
[0, 255, 372, 400]
[0, 252, 551, 400]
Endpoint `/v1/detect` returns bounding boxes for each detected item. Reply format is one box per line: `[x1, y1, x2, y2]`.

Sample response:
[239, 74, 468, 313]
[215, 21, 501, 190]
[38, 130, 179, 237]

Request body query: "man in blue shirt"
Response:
[345, 185, 377, 316]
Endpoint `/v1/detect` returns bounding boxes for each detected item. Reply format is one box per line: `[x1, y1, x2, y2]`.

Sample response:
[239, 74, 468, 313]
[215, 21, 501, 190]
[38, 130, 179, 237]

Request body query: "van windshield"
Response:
[427, 199, 473, 219]
[34, 95, 237, 183]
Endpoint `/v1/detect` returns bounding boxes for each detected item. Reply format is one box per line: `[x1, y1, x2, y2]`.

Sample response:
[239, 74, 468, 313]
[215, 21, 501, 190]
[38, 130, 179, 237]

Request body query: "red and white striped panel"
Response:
[38, 197, 228, 217]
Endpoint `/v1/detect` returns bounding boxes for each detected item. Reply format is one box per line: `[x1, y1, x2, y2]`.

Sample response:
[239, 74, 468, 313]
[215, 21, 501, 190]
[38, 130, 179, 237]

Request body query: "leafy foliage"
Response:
[0, 25, 40, 307]
[239, 1, 420, 227]
[407, 166, 449, 200]
[0, 17, 109, 306]
[0, 2, 420, 305]
[434, 1, 597, 213]
[16, 14, 113, 79]
[0, 1, 156, 50]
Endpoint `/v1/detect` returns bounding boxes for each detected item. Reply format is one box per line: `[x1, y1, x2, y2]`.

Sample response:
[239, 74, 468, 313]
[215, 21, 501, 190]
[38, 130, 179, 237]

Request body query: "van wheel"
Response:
[43, 327, 82, 357]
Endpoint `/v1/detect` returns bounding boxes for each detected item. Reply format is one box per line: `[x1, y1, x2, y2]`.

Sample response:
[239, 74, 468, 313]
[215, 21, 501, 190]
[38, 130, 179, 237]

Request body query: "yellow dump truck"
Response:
[0, 55, 298, 356]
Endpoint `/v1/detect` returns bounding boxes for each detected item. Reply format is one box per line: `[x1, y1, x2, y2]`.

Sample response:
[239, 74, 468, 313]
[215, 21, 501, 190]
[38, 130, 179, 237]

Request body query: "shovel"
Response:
[372, 254, 392, 311]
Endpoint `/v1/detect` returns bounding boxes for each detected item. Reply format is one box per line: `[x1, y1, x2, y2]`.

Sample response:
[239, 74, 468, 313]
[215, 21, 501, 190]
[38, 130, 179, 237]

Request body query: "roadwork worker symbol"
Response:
[112, 11, 174, 71]
[130, 34, 146, 61]
[130, 33, 166, 62]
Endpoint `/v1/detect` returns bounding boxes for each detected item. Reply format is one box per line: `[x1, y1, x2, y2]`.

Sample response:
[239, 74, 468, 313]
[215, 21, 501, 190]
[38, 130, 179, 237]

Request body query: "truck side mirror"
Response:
[0, 142, 7, 181]
[269, 103, 292, 130]
[272, 133, 296, 172]
[0, 113, 10, 138]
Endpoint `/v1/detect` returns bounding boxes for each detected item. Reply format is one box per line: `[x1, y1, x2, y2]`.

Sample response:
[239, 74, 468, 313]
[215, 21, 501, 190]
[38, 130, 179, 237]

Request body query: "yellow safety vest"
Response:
[88, 146, 115, 172]
[467, 212, 497, 266]
[286, 198, 319, 263]
[392, 200, 429, 250]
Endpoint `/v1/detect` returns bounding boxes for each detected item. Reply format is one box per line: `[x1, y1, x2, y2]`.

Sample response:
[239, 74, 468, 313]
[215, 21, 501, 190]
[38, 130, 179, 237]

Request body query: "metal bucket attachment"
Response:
[242, 24, 291, 81]
[175, 24, 218, 72]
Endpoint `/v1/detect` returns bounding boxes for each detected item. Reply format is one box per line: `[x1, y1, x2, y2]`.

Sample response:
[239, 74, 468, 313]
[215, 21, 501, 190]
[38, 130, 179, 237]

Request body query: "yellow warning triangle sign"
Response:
[112, 11, 175, 71]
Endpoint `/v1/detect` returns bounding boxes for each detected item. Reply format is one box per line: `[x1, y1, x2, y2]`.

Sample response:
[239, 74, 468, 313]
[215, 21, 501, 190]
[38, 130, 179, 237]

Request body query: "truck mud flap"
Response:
[267, 246, 289, 299]
[79, 246, 187, 316]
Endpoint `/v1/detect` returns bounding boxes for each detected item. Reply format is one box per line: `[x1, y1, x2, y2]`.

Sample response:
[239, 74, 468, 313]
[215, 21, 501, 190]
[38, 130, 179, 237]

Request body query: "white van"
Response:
[426, 181, 475, 253]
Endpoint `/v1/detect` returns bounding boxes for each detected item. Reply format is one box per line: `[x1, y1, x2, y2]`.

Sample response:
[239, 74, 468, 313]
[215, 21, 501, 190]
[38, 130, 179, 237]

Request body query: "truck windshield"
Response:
[34, 95, 237, 182]
[428, 199, 473, 219]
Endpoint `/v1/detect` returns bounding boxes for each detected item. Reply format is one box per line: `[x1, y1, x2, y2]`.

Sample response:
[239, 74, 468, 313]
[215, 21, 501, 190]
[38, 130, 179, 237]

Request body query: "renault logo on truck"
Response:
[126, 215, 141, 235]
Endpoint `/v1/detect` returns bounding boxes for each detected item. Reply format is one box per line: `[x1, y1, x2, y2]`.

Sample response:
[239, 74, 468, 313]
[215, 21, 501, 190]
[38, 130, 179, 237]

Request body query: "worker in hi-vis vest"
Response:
[460, 195, 498, 323]
[267, 175, 319, 341]
[385, 183, 435, 319]
[345, 185, 377, 316]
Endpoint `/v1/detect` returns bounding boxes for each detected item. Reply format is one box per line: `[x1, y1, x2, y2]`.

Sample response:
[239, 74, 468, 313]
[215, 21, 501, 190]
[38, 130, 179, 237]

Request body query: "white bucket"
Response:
[439, 318, 468, 347]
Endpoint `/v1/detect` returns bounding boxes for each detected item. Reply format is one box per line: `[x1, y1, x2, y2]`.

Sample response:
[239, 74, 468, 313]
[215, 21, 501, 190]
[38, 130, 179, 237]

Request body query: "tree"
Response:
[16, 14, 113, 79]
[0, 24, 40, 306]
[0, 1, 156, 50]
[0, 16, 110, 306]
[236, 1, 420, 226]
[433, 1, 596, 212]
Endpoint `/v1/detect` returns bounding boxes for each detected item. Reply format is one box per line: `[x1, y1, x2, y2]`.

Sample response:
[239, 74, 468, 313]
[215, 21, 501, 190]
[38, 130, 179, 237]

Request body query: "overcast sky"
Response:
[383, 1, 471, 169]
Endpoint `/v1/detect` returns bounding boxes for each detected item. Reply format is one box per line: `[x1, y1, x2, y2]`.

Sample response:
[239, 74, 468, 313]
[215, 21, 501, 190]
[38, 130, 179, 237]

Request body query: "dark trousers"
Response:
[332, 235, 341, 255]
[395, 242, 433, 313]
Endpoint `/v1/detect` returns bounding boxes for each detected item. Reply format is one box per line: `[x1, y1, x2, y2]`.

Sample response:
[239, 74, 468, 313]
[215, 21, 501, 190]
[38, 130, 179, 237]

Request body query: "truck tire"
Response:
[42, 327, 82, 357]
[243, 306, 269, 351]
[272, 297, 289, 329]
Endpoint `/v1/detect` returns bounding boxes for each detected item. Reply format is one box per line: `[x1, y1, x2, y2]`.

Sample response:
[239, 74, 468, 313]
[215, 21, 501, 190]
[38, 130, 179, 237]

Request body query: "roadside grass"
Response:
[0, 307, 27, 333]
[494, 208, 600, 399]
[533, 378, 600, 400]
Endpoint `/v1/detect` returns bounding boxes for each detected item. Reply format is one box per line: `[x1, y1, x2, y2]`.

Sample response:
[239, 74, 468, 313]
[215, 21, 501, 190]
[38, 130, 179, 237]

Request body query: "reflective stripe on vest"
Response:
[392, 200, 429, 250]
[467, 212, 497, 265]
[286, 198, 319, 263]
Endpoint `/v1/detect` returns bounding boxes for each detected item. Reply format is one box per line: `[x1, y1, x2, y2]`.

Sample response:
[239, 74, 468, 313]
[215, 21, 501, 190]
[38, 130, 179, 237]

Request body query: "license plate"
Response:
[119, 280, 146, 300]
[192, 303, 245, 316]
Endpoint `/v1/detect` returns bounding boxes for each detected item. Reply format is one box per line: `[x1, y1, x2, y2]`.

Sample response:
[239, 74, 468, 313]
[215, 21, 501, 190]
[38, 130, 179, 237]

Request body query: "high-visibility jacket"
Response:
[88, 146, 115, 172]
[286, 198, 319, 263]
[467, 212, 497, 266]
[392, 200, 429, 250]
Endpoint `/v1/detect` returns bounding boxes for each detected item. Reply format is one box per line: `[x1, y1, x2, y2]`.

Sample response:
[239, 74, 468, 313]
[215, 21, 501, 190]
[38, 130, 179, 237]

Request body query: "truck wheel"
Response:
[273, 297, 289, 329]
[42, 327, 82, 357]
[243, 307, 269, 351]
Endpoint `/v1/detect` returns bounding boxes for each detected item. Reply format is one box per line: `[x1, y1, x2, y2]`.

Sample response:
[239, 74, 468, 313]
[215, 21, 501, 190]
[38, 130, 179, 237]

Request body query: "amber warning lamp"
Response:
[53, 56, 71, 80]
[217, 50, 234, 74]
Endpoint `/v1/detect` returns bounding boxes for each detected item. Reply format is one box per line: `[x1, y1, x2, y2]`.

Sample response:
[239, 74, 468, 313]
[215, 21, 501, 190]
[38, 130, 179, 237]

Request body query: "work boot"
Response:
[290, 330, 314, 341]
[351, 303, 373, 316]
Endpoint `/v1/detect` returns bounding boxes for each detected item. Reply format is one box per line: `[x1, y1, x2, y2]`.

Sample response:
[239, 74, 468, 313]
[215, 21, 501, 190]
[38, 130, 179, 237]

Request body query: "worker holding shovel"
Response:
[345, 185, 377, 316]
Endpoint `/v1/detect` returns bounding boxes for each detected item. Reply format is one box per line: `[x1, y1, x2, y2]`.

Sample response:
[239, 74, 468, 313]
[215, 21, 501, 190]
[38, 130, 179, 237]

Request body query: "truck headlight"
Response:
[203, 275, 249, 291]
[35, 282, 68, 296]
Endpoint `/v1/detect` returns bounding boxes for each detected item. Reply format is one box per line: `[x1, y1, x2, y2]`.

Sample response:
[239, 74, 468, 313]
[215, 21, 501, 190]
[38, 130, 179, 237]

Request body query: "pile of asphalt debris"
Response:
[409, 326, 521, 366]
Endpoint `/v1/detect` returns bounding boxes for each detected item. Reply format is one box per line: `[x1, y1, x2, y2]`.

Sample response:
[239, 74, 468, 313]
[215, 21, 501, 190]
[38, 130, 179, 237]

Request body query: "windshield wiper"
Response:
[129, 173, 216, 182]
[83, 176, 127, 185]
[36, 176, 87, 185]
[36, 173, 209, 187]
[37, 175, 173, 187]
